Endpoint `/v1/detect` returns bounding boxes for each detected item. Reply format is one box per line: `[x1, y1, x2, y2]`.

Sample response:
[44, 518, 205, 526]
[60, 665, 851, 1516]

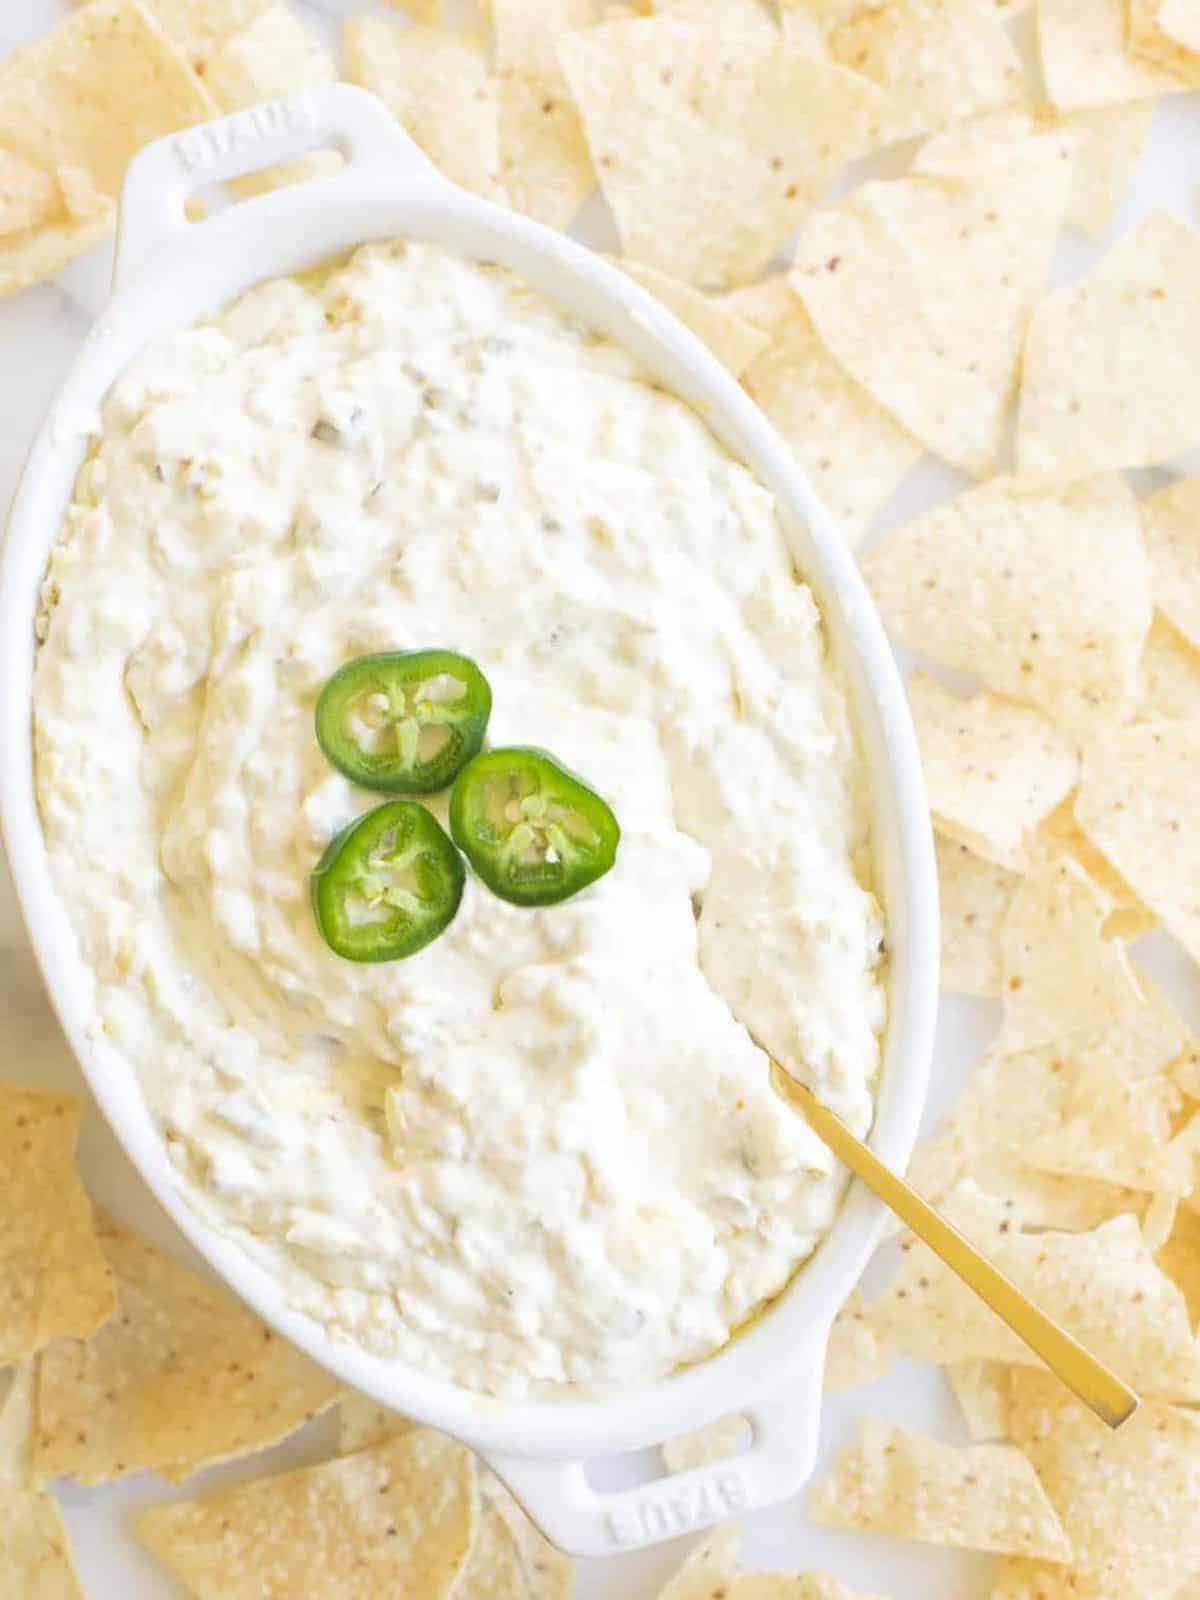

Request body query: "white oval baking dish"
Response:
[0, 85, 938, 1557]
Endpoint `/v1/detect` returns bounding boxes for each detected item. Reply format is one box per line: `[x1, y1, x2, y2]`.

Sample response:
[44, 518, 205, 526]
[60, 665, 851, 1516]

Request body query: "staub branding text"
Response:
[171, 97, 316, 174]
[605, 1468, 750, 1547]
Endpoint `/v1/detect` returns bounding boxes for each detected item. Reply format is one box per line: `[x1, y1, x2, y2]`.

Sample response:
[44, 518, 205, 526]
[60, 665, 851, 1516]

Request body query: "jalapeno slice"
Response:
[315, 650, 492, 794]
[449, 747, 619, 907]
[312, 800, 465, 962]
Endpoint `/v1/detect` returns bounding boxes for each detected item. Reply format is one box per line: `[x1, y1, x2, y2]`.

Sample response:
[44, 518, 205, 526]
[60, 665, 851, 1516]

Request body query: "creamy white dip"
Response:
[34, 241, 885, 1398]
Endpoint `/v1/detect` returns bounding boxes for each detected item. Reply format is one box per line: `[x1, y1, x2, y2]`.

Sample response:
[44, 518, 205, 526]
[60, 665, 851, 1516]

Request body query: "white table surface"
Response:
[1, 4, 1198, 1596]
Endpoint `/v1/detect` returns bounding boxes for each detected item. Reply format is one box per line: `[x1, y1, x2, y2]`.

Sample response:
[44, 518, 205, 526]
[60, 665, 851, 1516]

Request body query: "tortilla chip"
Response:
[345, 19, 504, 200]
[487, 0, 594, 74]
[1009, 1367, 1200, 1594]
[810, 1417, 1072, 1560]
[136, 1426, 477, 1599]
[874, 1182, 1200, 1396]
[741, 301, 922, 546]
[33, 1214, 340, 1484]
[559, 15, 884, 287]
[0, 151, 58, 237]
[910, 676, 1078, 872]
[657, 1522, 742, 1600]
[139, 0, 272, 70]
[0, 1366, 84, 1600]
[823, 1287, 893, 1390]
[0, 204, 116, 299]
[1141, 1187, 1180, 1253]
[1000, 859, 1143, 1054]
[647, 0, 778, 31]
[1136, 615, 1200, 722]
[731, 1576, 892, 1599]
[496, 70, 593, 230]
[0, 1087, 115, 1364]
[828, 0, 1028, 143]
[1029, 797, 1155, 939]
[1023, 1061, 1194, 1194]
[865, 475, 1150, 736]
[1129, 0, 1200, 78]
[791, 133, 1074, 473]
[1038, 0, 1188, 108]
[612, 257, 769, 375]
[1076, 720, 1200, 964]
[1157, 1202, 1200, 1330]
[663, 1414, 751, 1473]
[1141, 477, 1200, 660]
[0, 0, 215, 201]
[477, 1474, 574, 1600]
[1019, 211, 1200, 478]
[337, 1392, 413, 1454]
[988, 1560, 1085, 1599]
[935, 835, 1017, 997]
[947, 1361, 1012, 1441]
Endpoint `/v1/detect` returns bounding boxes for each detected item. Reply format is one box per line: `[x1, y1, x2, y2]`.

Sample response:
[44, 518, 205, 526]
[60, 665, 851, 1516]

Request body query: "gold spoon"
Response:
[770, 1064, 1140, 1430]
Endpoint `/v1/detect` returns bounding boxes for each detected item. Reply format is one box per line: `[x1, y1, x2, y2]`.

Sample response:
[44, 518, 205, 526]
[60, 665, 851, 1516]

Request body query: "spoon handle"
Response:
[771, 1066, 1140, 1430]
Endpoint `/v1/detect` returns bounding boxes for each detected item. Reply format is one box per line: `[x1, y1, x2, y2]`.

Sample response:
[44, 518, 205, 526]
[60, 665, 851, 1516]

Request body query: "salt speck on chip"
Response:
[1018, 211, 1200, 478]
[136, 1427, 477, 1600]
[827, 0, 1028, 142]
[810, 1417, 1072, 1560]
[1076, 719, 1200, 966]
[1000, 858, 1143, 1054]
[791, 133, 1075, 473]
[1038, 0, 1190, 109]
[864, 475, 1150, 737]
[908, 674, 1078, 871]
[558, 14, 885, 288]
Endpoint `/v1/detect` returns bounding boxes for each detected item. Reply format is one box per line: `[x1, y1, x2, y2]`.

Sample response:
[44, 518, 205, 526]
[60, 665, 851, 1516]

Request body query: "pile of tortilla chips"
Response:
[4, 0, 1200, 1595]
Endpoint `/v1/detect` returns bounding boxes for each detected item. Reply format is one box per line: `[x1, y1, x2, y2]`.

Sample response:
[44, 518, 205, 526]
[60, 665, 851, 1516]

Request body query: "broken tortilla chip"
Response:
[559, 15, 884, 287]
[136, 1426, 477, 1600]
[828, 0, 1028, 142]
[657, 1521, 742, 1600]
[1019, 211, 1200, 478]
[345, 19, 504, 200]
[810, 1417, 1072, 1560]
[1038, 0, 1190, 108]
[612, 257, 769, 375]
[1076, 719, 1200, 966]
[1000, 859, 1143, 1054]
[865, 475, 1150, 737]
[0, 1086, 115, 1364]
[33, 1214, 340, 1484]
[791, 133, 1075, 473]
[1008, 1367, 1200, 1595]
[909, 675, 1078, 871]
[496, 70, 593, 230]
[1141, 476, 1200, 657]
[935, 835, 1017, 997]
[947, 1360, 1012, 1441]
[874, 1183, 1200, 1396]
[0, 1365, 84, 1600]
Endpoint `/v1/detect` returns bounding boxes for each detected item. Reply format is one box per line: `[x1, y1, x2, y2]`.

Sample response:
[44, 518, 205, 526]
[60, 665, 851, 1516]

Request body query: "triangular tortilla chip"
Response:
[1024, 1065, 1194, 1194]
[657, 1522, 742, 1599]
[874, 1183, 1200, 1396]
[947, 1360, 1012, 1441]
[559, 15, 884, 287]
[909, 675, 1078, 871]
[0, 0, 215, 199]
[612, 257, 769, 375]
[935, 835, 1017, 997]
[810, 1417, 1072, 1560]
[828, 0, 1028, 142]
[345, 19, 505, 200]
[1019, 211, 1200, 477]
[663, 1414, 751, 1473]
[0, 1087, 115, 1364]
[136, 1427, 477, 1600]
[823, 1287, 893, 1390]
[1141, 476, 1200, 656]
[1076, 719, 1200, 964]
[0, 1366, 84, 1600]
[496, 69, 594, 230]
[1008, 1367, 1200, 1595]
[864, 475, 1150, 736]
[33, 1215, 340, 1484]
[1038, 0, 1189, 108]
[1000, 859, 1144, 1054]
[791, 134, 1074, 473]
[741, 298, 922, 545]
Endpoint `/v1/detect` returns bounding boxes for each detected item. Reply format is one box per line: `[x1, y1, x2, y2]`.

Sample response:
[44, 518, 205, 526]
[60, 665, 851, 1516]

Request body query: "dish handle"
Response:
[480, 1357, 824, 1558]
[114, 83, 439, 290]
